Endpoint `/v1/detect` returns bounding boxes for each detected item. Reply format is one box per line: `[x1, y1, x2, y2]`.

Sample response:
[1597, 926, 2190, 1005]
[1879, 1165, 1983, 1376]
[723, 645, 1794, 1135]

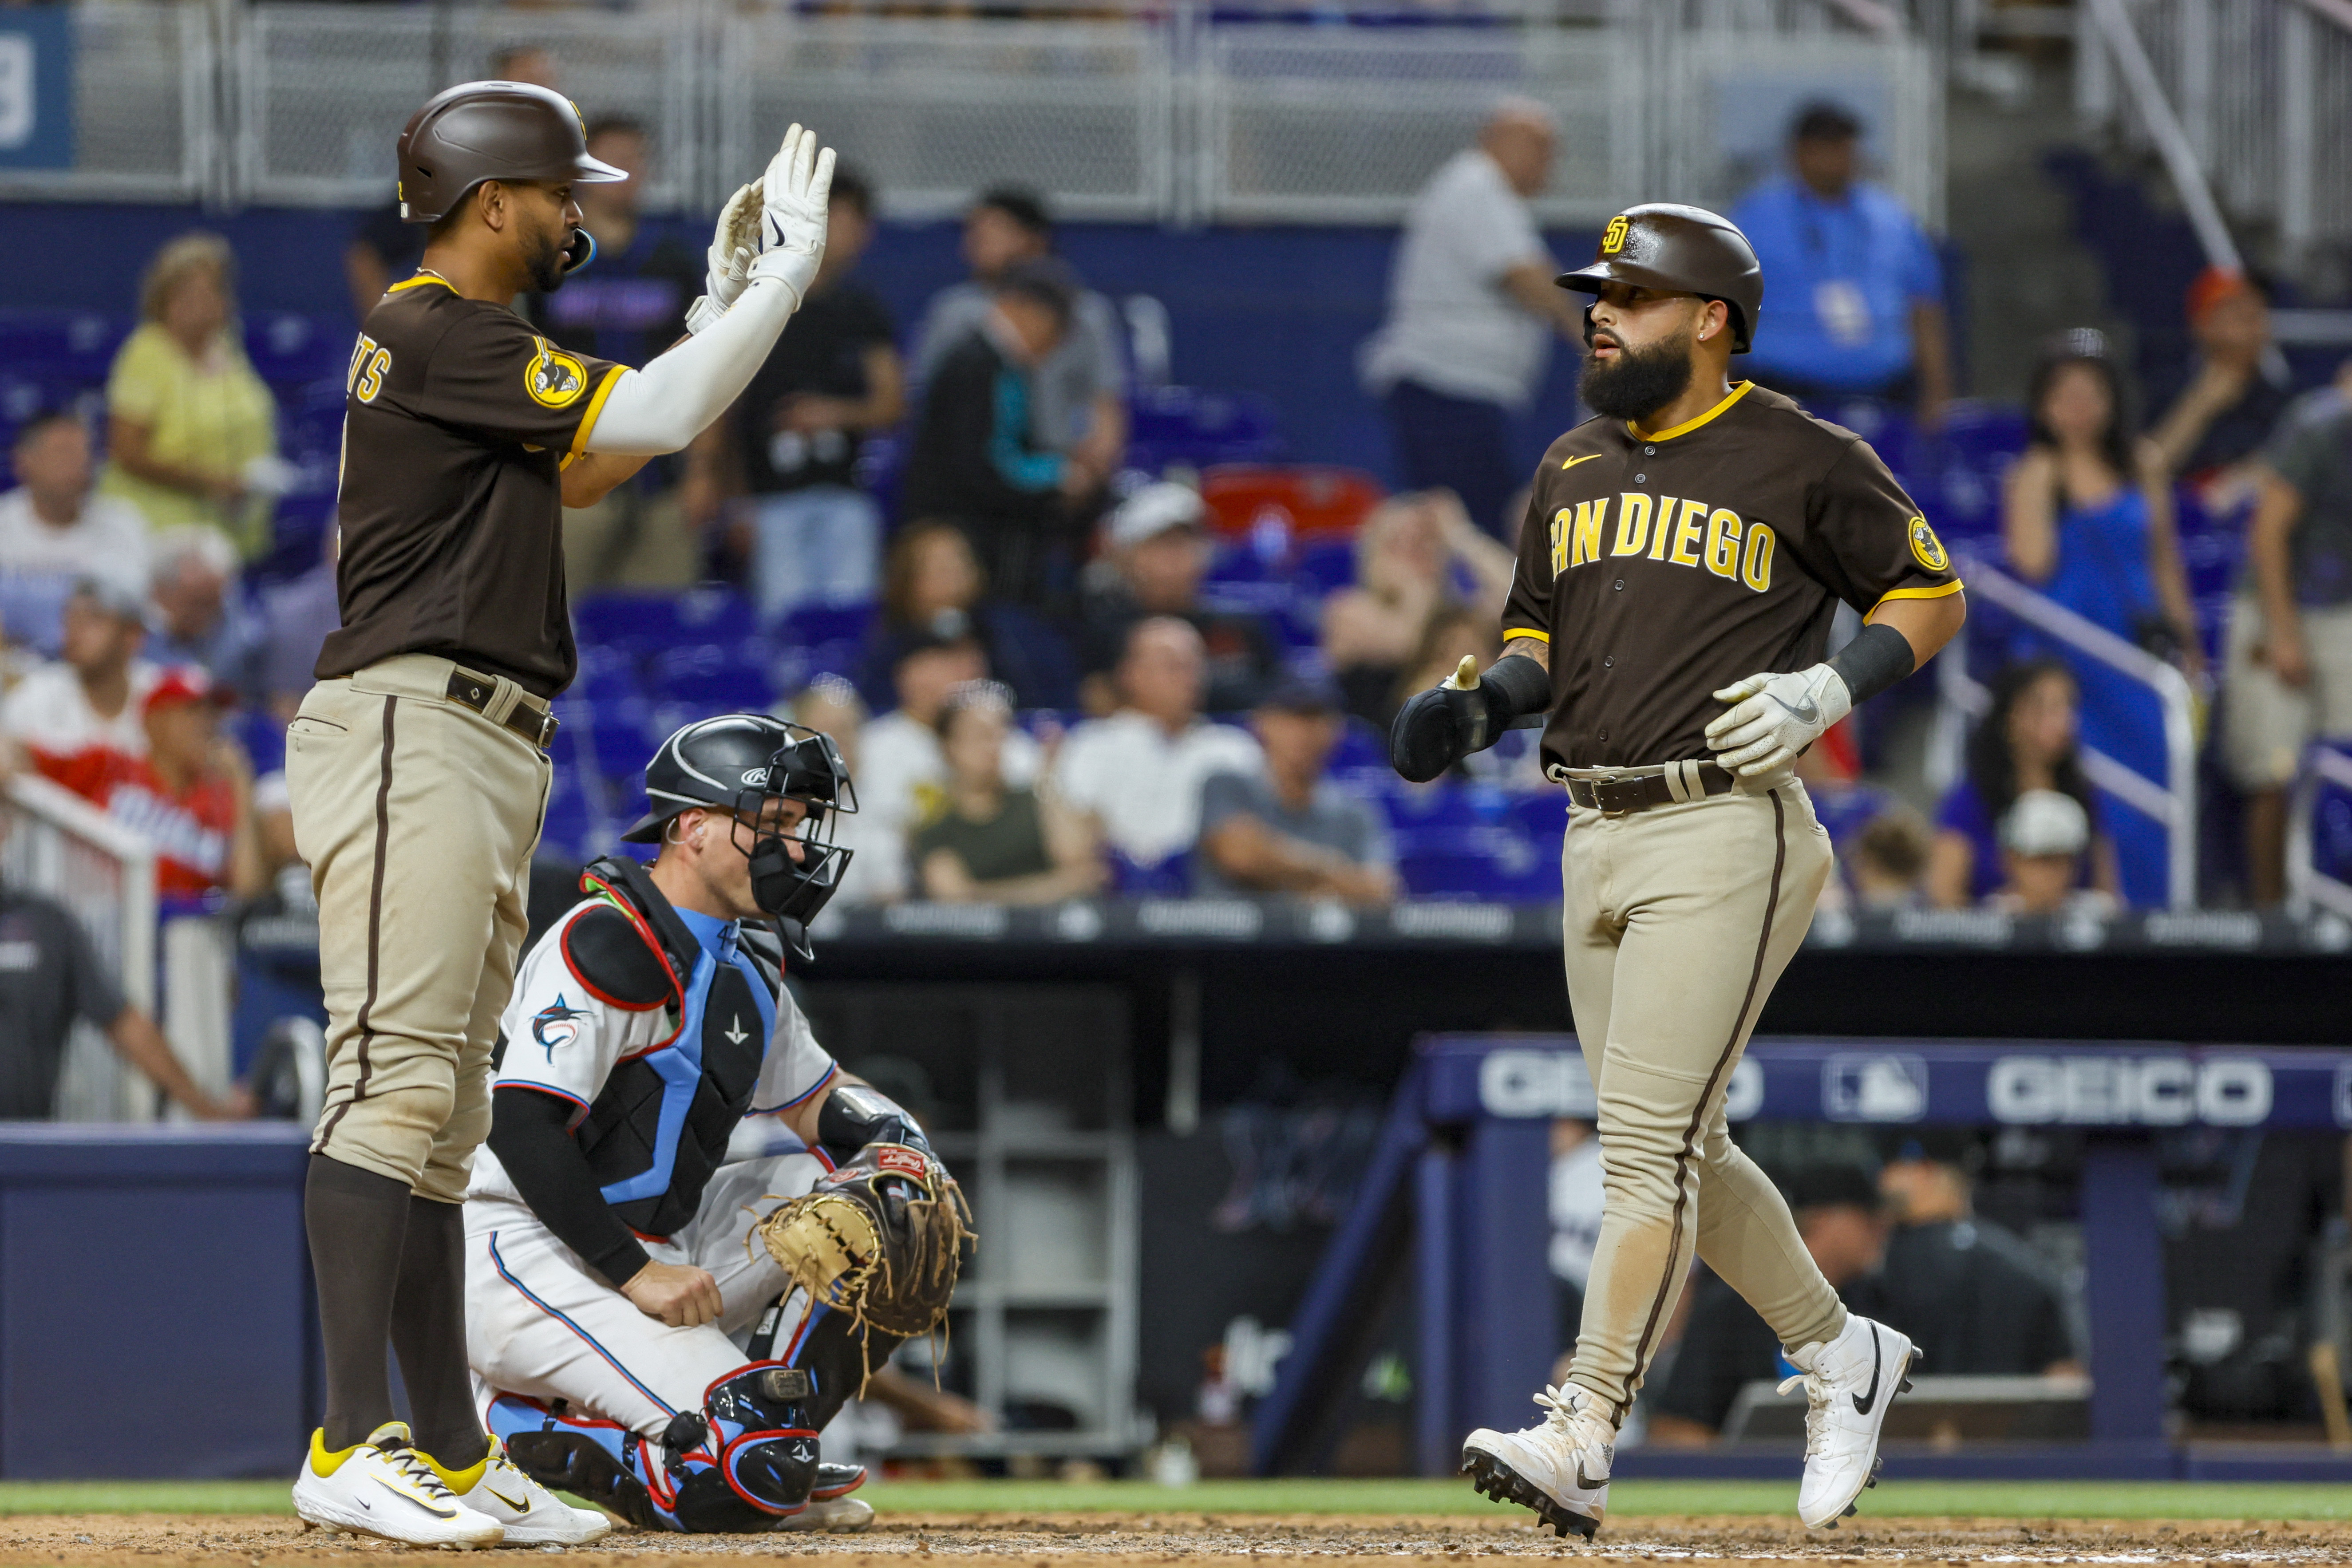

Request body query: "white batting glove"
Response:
[743, 124, 835, 311]
[1704, 664, 1852, 778]
[684, 181, 763, 335]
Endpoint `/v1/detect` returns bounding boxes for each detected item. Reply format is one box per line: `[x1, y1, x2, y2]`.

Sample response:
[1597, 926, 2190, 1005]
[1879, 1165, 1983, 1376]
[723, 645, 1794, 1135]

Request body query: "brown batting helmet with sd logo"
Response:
[395, 80, 627, 225]
[1555, 203, 1765, 353]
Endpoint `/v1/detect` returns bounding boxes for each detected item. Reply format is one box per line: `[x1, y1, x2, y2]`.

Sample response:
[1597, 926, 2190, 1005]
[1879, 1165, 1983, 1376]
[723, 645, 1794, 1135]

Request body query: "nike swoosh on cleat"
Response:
[1561, 454, 1605, 471]
[374, 1477, 458, 1520]
[484, 1485, 530, 1512]
[1850, 1324, 1884, 1416]
[1575, 1466, 1609, 1491]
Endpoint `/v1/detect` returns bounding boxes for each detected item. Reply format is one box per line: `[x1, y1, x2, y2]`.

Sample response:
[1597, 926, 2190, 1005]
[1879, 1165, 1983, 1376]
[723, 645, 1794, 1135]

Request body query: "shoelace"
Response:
[1776, 1370, 1830, 1459]
[1531, 1382, 1581, 1432]
[380, 1443, 461, 1502]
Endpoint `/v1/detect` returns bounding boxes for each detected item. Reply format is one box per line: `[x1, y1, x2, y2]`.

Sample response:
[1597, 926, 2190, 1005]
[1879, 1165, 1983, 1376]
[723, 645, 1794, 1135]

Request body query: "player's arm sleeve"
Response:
[418, 308, 624, 462]
[487, 1088, 651, 1289]
[1499, 473, 1557, 646]
[1803, 438, 1964, 615]
[750, 990, 840, 1117]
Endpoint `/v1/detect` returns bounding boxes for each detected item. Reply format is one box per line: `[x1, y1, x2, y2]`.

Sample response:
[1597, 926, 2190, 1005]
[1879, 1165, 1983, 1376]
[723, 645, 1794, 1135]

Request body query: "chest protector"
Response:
[561, 857, 785, 1240]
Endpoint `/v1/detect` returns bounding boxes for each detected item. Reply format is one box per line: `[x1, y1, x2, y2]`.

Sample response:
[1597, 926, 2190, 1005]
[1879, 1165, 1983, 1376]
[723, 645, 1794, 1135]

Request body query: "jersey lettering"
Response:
[1667, 498, 1707, 567]
[1704, 508, 1742, 578]
[346, 334, 390, 403]
[1610, 492, 1652, 556]
[1564, 490, 1770, 594]
[1646, 496, 1678, 561]
[1742, 521, 1776, 592]
[1547, 498, 1613, 576]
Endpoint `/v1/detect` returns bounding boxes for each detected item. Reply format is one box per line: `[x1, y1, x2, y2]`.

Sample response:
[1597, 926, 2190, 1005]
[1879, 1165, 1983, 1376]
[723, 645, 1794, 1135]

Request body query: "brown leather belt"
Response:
[1564, 765, 1735, 815]
[445, 667, 558, 750]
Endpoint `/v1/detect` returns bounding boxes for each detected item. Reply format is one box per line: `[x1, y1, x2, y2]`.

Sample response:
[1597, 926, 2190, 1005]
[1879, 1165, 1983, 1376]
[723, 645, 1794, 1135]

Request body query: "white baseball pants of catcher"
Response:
[464, 1150, 827, 1436]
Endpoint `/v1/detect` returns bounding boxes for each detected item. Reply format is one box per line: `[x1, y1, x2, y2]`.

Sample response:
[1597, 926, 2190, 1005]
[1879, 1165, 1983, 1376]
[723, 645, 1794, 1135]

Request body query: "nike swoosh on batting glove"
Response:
[1704, 663, 1851, 777]
[744, 123, 835, 311]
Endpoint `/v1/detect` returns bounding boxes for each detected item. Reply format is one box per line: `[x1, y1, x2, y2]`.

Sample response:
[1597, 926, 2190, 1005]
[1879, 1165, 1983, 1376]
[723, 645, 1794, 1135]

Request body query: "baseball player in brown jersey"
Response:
[286, 81, 837, 1547]
[1391, 205, 1968, 1536]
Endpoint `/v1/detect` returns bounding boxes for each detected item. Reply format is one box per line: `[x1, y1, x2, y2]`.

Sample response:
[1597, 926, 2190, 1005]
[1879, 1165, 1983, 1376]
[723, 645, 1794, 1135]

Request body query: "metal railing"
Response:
[0, 0, 1941, 225]
[2287, 744, 2352, 920]
[1931, 556, 2201, 910]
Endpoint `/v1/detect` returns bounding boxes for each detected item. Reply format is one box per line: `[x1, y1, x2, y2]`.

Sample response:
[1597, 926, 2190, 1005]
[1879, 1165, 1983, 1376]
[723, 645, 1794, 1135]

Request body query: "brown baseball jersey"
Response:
[317, 274, 624, 698]
[1501, 380, 1960, 770]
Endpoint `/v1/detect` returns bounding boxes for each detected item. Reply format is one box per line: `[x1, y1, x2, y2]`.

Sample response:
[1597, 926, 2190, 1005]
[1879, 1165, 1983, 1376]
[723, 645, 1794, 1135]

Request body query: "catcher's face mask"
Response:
[725, 729, 857, 954]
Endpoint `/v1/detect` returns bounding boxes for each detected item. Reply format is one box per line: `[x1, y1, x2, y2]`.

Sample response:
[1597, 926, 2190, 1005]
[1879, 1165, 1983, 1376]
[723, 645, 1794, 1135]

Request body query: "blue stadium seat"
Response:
[1393, 824, 1554, 902]
[575, 586, 759, 655]
[1125, 385, 1283, 474]
[777, 604, 876, 651]
[569, 644, 642, 706]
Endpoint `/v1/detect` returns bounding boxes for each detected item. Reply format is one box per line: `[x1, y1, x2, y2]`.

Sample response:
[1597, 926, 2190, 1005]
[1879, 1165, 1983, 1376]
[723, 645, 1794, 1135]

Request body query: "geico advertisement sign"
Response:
[1987, 1055, 2271, 1126]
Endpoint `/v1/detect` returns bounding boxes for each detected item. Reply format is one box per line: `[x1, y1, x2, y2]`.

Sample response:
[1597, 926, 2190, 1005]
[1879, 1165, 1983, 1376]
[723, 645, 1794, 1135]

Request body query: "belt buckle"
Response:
[1592, 776, 1646, 815]
[526, 706, 558, 750]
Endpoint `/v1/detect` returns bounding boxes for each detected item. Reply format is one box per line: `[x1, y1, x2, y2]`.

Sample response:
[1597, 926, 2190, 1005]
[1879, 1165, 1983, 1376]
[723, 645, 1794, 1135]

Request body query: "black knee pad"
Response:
[701, 1366, 820, 1520]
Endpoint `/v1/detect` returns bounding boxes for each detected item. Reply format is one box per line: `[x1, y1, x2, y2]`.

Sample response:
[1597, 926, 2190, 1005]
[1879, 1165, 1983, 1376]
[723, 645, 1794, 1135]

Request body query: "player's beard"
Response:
[1580, 331, 1696, 423]
[523, 215, 571, 295]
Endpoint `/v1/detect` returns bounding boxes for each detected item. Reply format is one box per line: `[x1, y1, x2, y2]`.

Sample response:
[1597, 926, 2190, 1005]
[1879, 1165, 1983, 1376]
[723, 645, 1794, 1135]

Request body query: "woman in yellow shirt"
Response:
[99, 231, 284, 559]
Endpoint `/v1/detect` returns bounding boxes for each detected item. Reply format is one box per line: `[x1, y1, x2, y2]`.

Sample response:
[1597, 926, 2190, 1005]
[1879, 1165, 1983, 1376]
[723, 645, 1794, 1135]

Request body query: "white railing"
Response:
[2287, 745, 2352, 920]
[1931, 557, 2201, 910]
[0, 0, 1941, 225]
[4, 774, 158, 1120]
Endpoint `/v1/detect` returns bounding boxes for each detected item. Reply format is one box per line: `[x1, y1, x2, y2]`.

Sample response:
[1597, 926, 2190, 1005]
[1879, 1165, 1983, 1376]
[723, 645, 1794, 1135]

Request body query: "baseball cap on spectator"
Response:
[2185, 264, 2263, 326]
[1254, 671, 1344, 715]
[144, 664, 234, 716]
[1107, 482, 1206, 552]
[1999, 789, 2089, 858]
[70, 574, 145, 623]
[1790, 100, 1862, 144]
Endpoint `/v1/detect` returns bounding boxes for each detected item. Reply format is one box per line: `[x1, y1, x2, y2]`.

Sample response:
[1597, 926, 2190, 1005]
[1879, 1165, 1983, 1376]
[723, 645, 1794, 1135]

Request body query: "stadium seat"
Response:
[778, 604, 877, 652]
[647, 639, 779, 713]
[1125, 385, 1284, 474]
[1200, 466, 1385, 546]
[575, 587, 759, 655]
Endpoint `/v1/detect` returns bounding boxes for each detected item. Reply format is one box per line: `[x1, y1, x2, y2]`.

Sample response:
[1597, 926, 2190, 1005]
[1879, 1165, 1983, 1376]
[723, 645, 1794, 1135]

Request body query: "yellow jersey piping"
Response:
[1630, 380, 1754, 443]
[388, 274, 457, 295]
[1503, 628, 1551, 645]
[570, 366, 626, 458]
[1872, 579, 1966, 608]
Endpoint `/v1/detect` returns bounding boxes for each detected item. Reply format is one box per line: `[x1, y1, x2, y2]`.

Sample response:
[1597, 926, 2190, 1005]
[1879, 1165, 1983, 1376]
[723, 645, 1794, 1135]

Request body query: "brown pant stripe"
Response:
[1611, 788, 1790, 1424]
[314, 695, 399, 1155]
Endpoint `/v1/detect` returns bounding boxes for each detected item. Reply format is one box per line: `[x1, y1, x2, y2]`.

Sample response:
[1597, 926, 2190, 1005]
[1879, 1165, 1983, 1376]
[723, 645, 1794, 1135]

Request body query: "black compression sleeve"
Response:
[1826, 621, 1917, 707]
[487, 1086, 650, 1289]
[1480, 652, 1550, 724]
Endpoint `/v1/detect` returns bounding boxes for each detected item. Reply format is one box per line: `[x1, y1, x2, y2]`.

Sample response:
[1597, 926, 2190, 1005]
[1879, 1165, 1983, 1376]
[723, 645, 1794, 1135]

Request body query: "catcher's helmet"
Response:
[395, 80, 626, 226]
[1555, 203, 1764, 353]
[624, 714, 858, 953]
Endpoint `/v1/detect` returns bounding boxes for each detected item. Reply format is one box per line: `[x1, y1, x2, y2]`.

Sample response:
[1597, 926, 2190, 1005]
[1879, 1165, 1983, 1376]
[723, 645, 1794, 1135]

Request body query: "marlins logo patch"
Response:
[1601, 215, 1630, 255]
[1907, 515, 1949, 573]
[532, 996, 589, 1058]
[525, 338, 590, 408]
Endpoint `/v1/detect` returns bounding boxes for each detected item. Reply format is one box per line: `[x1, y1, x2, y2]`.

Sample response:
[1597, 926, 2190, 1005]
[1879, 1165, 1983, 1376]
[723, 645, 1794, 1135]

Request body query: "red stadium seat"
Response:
[1199, 465, 1385, 543]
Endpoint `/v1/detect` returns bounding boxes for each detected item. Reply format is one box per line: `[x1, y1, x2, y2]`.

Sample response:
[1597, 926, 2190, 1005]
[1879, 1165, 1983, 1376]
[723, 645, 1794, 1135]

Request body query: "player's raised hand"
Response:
[685, 181, 763, 334]
[621, 1260, 726, 1328]
[1704, 664, 1851, 778]
[745, 123, 837, 310]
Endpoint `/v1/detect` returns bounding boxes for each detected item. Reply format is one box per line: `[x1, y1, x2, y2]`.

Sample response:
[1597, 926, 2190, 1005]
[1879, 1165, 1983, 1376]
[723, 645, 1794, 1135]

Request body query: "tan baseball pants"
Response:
[1558, 778, 1844, 1425]
[287, 654, 552, 1205]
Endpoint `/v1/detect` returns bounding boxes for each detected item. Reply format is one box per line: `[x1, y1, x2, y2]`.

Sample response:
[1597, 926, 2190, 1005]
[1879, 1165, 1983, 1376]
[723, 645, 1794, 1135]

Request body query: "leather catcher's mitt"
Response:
[752, 1143, 975, 1344]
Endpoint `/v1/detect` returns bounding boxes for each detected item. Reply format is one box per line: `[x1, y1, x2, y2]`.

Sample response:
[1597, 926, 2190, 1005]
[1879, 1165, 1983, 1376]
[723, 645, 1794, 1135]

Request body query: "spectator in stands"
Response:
[902, 260, 1093, 610]
[1321, 490, 1515, 727]
[35, 667, 264, 906]
[784, 675, 890, 909]
[1988, 789, 2113, 916]
[2, 579, 157, 770]
[1360, 99, 1581, 538]
[1193, 674, 1395, 903]
[528, 116, 704, 594]
[1878, 1147, 2081, 1377]
[1648, 1163, 1894, 1443]
[1928, 659, 2119, 908]
[1055, 617, 1262, 886]
[728, 166, 903, 623]
[1733, 101, 1952, 429]
[344, 45, 560, 320]
[0, 803, 241, 1120]
[1846, 808, 1933, 911]
[0, 411, 150, 613]
[1077, 482, 1280, 717]
[857, 521, 1075, 712]
[2148, 267, 2291, 511]
[856, 635, 1045, 904]
[911, 187, 1127, 486]
[913, 681, 1104, 905]
[2222, 384, 2352, 904]
[145, 527, 263, 699]
[99, 233, 286, 560]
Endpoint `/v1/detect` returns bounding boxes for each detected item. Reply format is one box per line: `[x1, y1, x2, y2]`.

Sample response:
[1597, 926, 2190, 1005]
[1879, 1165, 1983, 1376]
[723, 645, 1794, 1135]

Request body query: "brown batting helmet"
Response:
[395, 81, 627, 225]
[1555, 203, 1764, 353]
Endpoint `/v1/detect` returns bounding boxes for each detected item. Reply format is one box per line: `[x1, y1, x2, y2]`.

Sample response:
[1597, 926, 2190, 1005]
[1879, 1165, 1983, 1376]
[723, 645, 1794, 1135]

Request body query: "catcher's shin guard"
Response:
[488, 1394, 670, 1531]
[691, 1365, 820, 1527]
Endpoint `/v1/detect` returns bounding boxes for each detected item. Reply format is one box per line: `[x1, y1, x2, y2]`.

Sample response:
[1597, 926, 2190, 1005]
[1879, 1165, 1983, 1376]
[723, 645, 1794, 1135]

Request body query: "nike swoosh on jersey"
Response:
[1561, 453, 1605, 471]
[1850, 1324, 1884, 1415]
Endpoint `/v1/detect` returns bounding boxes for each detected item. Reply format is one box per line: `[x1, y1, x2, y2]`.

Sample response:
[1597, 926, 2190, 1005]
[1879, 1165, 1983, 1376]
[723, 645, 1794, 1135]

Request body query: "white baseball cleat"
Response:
[1780, 1313, 1919, 1528]
[291, 1422, 506, 1549]
[776, 1495, 877, 1532]
[1460, 1382, 1613, 1539]
[425, 1435, 613, 1546]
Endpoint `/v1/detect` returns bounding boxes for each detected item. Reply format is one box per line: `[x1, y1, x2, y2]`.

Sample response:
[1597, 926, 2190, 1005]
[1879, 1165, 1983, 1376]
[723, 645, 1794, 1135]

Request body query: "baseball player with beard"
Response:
[288, 81, 843, 1547]
[1390, 205, 1968, 1536]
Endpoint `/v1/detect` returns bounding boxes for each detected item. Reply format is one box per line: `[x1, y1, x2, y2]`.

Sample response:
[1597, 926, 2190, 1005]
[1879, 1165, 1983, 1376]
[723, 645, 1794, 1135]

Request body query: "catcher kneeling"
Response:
[464, 714, 971, 1533]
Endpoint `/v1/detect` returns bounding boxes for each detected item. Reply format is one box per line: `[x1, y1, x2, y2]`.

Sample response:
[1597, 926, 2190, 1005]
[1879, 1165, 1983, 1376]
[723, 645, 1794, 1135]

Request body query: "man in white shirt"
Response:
[0, 413, 152, 651]
[1054, 616, 1261, 882]
[2, 579, 159, 769]
[1359, 99, 1585, 538]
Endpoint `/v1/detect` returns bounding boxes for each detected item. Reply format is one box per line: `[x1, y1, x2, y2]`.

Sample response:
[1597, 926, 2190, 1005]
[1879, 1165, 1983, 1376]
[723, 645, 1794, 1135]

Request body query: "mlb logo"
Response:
[876, 1145, 930, 1176]
[1822, 1053, 1929, 1123]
